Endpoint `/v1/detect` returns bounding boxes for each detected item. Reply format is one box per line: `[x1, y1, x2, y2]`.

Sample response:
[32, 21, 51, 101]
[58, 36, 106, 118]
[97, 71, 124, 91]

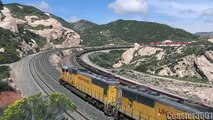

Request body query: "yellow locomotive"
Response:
[60, 66, 213, 120]
[60, 66, 119, 115]
[118, 86, 212, 120]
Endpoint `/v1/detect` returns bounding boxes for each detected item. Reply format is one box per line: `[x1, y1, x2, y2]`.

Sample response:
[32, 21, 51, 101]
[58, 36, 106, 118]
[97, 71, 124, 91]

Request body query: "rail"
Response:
[73, 45, 213, 111]
[29, 51, 90, 120]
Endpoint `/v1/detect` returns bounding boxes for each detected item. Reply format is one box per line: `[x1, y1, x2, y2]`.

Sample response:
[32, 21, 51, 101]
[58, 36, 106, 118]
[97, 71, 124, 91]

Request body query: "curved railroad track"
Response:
[72, 46, 213, 109]
[29, 49, 112, 120]
[28, 45, 213, 120]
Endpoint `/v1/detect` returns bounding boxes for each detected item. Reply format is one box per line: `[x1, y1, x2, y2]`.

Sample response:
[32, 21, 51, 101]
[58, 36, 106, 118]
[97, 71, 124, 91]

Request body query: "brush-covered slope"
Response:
[81, 19, 199, 46]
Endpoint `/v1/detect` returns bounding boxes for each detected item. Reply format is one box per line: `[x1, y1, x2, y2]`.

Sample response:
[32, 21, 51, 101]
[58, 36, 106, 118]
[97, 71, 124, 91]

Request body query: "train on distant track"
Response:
[60, 65, 213, 120]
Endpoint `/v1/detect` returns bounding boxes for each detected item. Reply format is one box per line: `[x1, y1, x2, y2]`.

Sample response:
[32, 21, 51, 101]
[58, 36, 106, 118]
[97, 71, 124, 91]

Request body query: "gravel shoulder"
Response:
[9, 54, 41, 97]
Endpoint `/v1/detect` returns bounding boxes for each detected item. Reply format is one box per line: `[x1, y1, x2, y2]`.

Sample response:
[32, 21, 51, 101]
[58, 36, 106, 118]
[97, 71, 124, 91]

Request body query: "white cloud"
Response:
[147, 0, 213, 32]
[201, 8, 213, 16]
[29, 1, 51, 12]
[166, 19, 213, 33]
[205, 19, 213, 23]
[149, 0, 209, 19]
[108, 0, 148, 15]
[70, 16, 80, 23]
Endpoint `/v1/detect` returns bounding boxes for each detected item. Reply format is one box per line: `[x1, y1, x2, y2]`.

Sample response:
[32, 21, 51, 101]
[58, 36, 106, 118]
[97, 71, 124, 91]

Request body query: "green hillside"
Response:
[0, 3, 50, 64]
[51, 15, 97, 34]
[0, 28, 20, 64]
[5, 3, 49, 20]
[69, 20, 97, 33]
[0, 25, 47, 64]
[50, 14, 73, 29]
[81, 19, 199, 46]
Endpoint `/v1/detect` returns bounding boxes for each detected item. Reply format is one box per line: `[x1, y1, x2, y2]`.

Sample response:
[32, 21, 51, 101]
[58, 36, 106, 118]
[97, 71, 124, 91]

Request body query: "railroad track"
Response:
[27, 45, 213, 120]
[29, 51, 89, 120]
[29, 50, 112, 120]
[74, 47, 213, 109]
[70, 54, 85, 69]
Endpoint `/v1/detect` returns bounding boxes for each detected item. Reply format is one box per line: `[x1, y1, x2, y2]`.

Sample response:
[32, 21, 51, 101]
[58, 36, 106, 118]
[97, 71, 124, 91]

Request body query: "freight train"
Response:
[59, 66, 213, 120]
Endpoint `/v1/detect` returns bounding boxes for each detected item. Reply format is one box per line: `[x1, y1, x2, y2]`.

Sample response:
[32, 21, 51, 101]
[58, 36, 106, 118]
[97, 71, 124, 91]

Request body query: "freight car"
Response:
[60, 66, 213, 120]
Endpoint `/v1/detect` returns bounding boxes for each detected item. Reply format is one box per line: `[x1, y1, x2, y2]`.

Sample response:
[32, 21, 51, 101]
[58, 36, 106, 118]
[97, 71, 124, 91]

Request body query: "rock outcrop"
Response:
[156, 51, 165, 60]
[49, 54, 62, 67]
[0, 48, 5, 53]
[60, 27, 80, 48]
[174, 55, 200, 78]
[113, 43, 163, 68]
[158, 52, 213, 82]
[208, 38, 213, 43]
[158, 66, 173, 76]
[16, 39, 38, 57]
[25, 15, 80, 48]
[113, 43, 213, 82]
[113, 43, 140, 68]
[0, 4, 80, 57]
[204, 51, 213, 63]
[158, 55, 202, 78]
[138, 46, 163, 56]
[195, 54, 213, 82]
[25, 16, 63, 41]
[0, 7, 18, 32]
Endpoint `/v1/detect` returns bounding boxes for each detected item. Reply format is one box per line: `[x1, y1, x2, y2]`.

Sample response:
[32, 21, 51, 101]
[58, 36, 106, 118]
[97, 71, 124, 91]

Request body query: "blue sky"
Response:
[2, 0, 213, 33]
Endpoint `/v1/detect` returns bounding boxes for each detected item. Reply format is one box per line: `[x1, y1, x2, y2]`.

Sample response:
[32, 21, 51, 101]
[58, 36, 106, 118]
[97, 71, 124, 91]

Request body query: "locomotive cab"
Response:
[62, 66, 68, 73]
[59, 66, 69, 84]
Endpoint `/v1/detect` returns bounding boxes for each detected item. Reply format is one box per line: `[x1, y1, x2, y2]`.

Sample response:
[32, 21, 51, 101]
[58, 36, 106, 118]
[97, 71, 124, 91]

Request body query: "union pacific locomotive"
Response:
[60, 66, 213, 120]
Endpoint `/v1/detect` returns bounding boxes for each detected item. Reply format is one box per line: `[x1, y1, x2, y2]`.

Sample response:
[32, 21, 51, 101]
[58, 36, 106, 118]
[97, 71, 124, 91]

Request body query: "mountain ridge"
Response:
[80, 19, 199, 46]
[195, 31, 213, 37]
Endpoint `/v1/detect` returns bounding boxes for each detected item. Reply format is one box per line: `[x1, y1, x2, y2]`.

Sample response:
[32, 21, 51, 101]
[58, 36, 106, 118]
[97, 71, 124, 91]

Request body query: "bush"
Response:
[0, 93, 77, 120]
[135, 65, 148, 72]
[0, 66, 12, 91]
[5, 3, 49, 20]
[89, 50, 124, 68]
[0, 28, 20, 64]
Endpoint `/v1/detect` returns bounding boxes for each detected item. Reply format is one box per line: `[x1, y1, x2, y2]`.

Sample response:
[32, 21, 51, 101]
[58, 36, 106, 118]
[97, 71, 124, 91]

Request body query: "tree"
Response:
[0, 93, 77, 120]
[0, 0, 3, 10]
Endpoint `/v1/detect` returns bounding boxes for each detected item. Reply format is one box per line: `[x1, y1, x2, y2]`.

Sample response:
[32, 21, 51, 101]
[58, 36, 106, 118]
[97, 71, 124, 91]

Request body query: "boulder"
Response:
[204, 50, 213, 63]
[156, 51, 165, 60]
[158, 66, 173, 76]
[208, 38, 213, 43]
[0, 48, 5, 53]
[138, 46, 163, 56]
[113, 61, 123, 68]
[195, 55, 213, 82]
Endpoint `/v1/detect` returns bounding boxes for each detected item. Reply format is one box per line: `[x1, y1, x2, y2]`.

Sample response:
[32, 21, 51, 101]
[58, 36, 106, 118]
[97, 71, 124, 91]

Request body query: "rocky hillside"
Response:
[81, 19, 199, 46]
[0, 3, 80, 63]
[51, 16, 97, 34]
[195, 31, 213, 44]
[89, 40, 213, 83]
[195, 31, 213, 37]
[69, 20, 97, 33]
